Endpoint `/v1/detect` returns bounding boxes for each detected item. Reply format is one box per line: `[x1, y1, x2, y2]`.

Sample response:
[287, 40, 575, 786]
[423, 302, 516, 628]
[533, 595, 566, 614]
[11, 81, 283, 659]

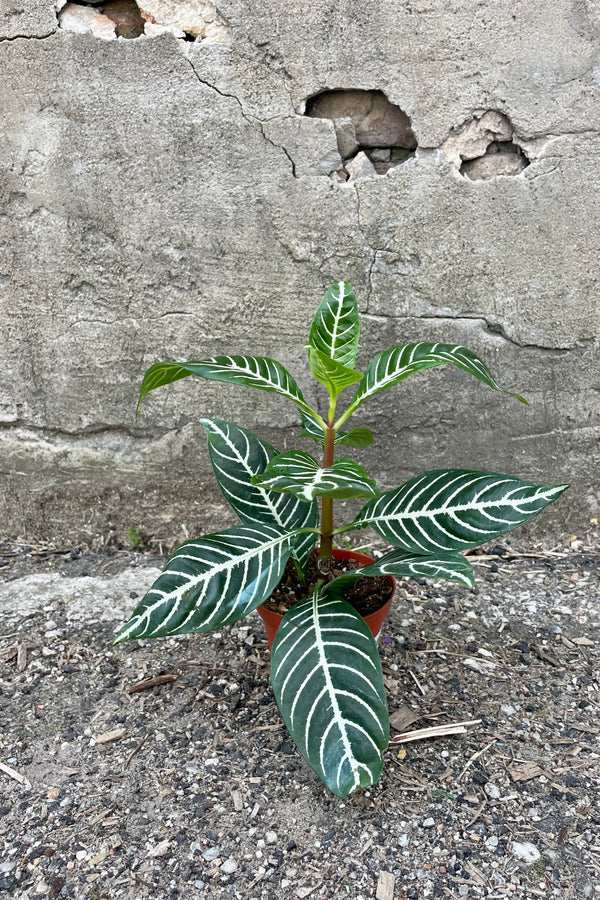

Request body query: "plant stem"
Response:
[318, 412, 336, 564]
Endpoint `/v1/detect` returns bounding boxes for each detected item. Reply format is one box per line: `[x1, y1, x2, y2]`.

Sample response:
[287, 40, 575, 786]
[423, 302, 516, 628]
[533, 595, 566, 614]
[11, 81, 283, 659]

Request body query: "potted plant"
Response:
[115, 282, 567, 797]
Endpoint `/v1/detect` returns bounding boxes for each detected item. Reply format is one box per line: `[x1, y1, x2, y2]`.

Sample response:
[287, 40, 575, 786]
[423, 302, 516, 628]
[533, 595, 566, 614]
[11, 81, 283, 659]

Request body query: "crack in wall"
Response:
[185, 55, 297, 177]
[0, 422, 172, 440]
[361, 312, 594, 352]
[0, 31, 57, 41]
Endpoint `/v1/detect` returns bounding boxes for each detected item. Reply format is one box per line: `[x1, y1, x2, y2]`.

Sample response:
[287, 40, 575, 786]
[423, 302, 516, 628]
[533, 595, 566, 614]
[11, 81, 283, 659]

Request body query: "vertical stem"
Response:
[318, 410, 336, 563]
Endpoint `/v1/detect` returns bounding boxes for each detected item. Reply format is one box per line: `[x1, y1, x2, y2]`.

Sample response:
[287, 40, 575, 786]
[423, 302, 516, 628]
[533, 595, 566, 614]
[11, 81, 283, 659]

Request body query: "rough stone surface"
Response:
[461, 142, 530, 180]
[306, 89, 417, 149]
[138, 0, 231, 43]
[345, 150, 376, 182]
[58, 3, 117, 40]
[333, 116, 359, 160]
[1, 0, 599, 541]
[0, 0, 56, 39]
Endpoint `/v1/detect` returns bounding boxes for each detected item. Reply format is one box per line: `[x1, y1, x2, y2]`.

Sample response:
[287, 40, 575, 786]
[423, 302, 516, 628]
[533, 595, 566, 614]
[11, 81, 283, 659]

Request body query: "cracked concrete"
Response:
[1, 0, 600, 540]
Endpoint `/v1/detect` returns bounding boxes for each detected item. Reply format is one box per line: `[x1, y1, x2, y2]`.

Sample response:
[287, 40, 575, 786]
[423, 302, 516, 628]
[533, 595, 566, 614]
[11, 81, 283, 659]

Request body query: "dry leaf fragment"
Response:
[96, 728, 127, 744]
[389, 704, 420, 733]
[571, 636, 594, 647]
[509, 762, 546, 782]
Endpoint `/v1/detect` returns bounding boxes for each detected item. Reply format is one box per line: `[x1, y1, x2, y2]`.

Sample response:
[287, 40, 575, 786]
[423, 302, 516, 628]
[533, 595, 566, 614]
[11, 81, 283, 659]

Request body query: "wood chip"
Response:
[0, 760, 31, 789]
[96, 728, 127, 744]
[16, 642, 27, 671]
[231, 790, 244, 811]
[127, 674, 177, 694]
[376, 871, 395, 900]
[571, 636, 594, 647]
[509, 762, 546, 782]
[389, 705, 420, 733]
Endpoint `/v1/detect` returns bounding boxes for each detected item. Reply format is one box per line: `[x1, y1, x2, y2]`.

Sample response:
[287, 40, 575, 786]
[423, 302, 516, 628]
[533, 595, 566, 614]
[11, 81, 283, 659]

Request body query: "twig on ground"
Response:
[390, 719, 481, 745]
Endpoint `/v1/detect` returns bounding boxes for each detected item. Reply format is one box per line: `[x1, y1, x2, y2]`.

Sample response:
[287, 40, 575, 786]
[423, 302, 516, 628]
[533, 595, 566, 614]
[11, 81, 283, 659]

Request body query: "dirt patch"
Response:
[1, 535, 599, 898]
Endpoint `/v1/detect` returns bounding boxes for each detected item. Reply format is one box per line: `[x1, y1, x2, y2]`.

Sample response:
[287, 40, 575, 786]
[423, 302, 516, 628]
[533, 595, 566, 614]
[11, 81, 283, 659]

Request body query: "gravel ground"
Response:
[0, 534, 599, 900]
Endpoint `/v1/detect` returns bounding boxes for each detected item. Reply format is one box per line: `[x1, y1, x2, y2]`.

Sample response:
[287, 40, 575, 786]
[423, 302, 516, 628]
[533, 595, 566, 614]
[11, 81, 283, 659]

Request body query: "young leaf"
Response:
[307, 345, 362, 401]
[271, 588, 389, 798]
[300, 412, 373, 448]
[336, 427, 374, 448]
[137, 356, 323, 422]
[351, 469, 569, 553]
[252, 450, 380, 501]
[113, 524, 299, 643]
[309, 281, 360, 368]
[200, 418, 318, 574]
[340, 342, 527, 423]
[300, 411, 373, 448]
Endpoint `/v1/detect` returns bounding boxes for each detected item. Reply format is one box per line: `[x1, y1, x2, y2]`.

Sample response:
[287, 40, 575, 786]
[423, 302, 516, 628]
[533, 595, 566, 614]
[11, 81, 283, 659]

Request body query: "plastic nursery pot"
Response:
[257, 548, 396, 651]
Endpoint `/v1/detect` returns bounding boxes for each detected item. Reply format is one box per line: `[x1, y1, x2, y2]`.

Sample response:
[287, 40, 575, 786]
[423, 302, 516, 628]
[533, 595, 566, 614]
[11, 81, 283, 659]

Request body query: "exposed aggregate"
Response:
[0, 536, 599, 899]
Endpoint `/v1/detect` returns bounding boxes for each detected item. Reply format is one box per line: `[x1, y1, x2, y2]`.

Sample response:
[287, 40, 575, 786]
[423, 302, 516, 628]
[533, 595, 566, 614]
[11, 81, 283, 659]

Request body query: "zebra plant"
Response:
[115, 282, 568, 797]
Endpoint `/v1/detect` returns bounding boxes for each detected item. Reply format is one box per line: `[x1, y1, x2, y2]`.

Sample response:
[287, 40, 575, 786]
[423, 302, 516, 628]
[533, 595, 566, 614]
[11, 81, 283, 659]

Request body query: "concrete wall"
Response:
[1, 0, 599, 545]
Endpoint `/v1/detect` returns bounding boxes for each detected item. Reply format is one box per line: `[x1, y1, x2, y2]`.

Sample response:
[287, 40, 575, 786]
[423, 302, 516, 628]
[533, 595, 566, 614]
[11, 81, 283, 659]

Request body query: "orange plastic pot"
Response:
[257, 548, 395, 651]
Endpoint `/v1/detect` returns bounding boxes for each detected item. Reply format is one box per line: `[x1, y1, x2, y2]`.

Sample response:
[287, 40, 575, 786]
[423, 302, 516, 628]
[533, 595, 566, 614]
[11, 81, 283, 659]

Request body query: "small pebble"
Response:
[203, 846, 220, 862]
[484, 782, 501, 800]
[422, 818, 435, 828]
[220, 858, 237, 874]
[511, 841, 541, 865]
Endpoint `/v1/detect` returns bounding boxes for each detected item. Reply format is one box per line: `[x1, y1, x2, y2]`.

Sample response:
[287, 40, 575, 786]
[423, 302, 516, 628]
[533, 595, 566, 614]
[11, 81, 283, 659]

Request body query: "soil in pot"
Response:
[263, 549, 395, 617]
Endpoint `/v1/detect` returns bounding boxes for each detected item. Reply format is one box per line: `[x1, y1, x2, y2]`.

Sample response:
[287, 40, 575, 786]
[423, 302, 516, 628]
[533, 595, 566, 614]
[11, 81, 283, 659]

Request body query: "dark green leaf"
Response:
[271, 587, 389, 797]
[114, 524, 299, 642]
[309, 281, 360, 368]
[352, 470, 569, 553]
[200, 418, 318, 574]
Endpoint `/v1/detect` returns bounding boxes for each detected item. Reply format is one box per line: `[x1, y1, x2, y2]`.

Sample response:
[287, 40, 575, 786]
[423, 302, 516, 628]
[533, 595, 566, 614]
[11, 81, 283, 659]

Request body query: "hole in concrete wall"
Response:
[305, 89, 417, 181]
[442, 111, 530, 180]
[102, 0, 145, 38]
[56, 0, 230, 43]
[57, 0, 144, 38]
[460, 140, 530, 180]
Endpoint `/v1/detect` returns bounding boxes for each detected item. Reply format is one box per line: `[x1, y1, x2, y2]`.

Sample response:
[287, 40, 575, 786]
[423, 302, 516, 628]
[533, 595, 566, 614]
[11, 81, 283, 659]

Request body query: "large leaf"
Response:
[309, 281, 360, 368]
[340, 342, 527, 422]
[137, 356, 323, 422]
[252, 450, 380, 501]
[352, 469, 569, 553]
[271, 588, 389, 797]
[113, 524, 299, 643]
[200, 418, 318, 574]
[307, 346, 362, 402]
